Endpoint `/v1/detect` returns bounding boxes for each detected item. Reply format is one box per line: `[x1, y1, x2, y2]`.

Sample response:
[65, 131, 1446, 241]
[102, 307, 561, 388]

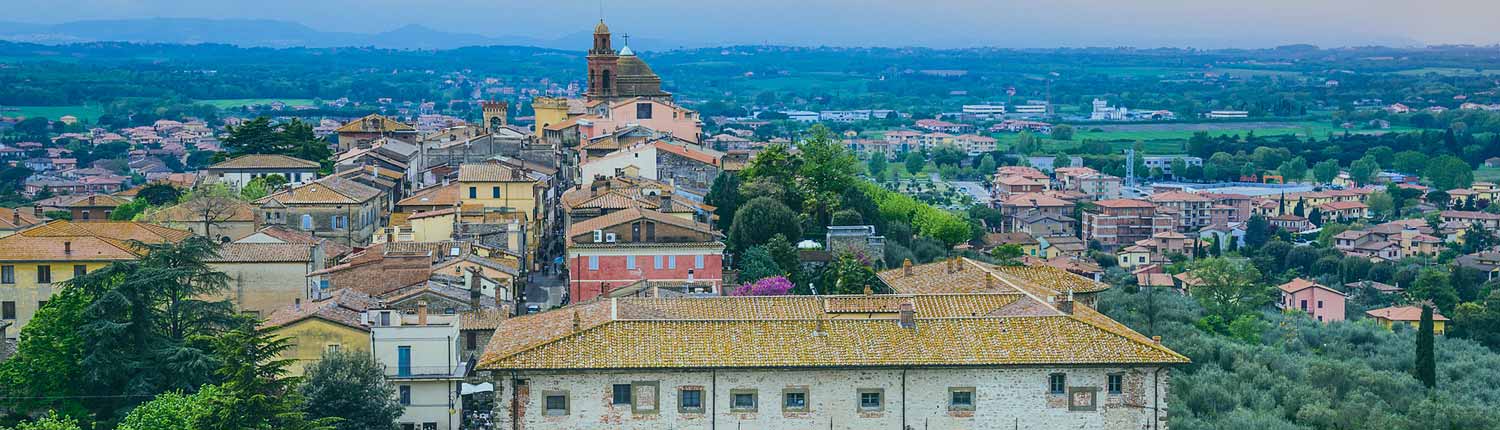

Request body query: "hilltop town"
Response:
[3, 18, 1500, 430]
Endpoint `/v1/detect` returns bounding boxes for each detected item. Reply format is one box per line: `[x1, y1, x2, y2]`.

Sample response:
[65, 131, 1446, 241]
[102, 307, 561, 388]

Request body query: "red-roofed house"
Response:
[1278, 278, 1345, 322]
[566, 207, 725, 302]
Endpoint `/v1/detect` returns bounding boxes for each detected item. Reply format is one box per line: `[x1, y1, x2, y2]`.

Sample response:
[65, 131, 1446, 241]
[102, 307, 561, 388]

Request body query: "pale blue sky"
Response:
[6, 0, 1499, 48]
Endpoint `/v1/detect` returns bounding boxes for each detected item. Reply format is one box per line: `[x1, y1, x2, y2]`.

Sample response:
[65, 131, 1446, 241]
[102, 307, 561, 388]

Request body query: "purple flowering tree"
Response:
[731, 276, 794, 296]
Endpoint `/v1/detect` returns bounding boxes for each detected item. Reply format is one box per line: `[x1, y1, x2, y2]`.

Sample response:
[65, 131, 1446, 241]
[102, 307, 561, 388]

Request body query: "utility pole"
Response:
[1125, 147, 1136, 188]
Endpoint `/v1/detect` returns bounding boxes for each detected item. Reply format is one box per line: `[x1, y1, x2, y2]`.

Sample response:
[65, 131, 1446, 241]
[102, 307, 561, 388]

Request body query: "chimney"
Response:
[87, 195, 95, 205]
[863, 285, 873, 296]
[1055, 294, 1074, 315]
[985, 273, 995, 289]
[571, 310, 582, 332]
[417, 300, 429, 325]
[11, 210, 18, 226]
[294, 298, 301, 311]
[63, 241, 71, 255]
[944, 258, 954, 273]
[897, 302, 916, 329]
[468, 268, 482, 309]
[660, 192, 673, 211]
[955, 257, 964, 271]
[1152, 336, 1162, 345]
[902, 259, 913, 276]
[33, 204, 42, 218]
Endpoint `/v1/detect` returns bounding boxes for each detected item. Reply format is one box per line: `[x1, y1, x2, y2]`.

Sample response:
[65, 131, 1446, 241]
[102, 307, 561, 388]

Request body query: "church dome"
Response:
[594, 20, 610, 34]
[616, 55, 656, 77]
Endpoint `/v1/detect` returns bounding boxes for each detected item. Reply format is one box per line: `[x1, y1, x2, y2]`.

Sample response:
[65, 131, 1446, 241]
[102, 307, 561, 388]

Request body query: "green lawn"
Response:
[194, 98, 318, 109]
[0, 105, 106, 123]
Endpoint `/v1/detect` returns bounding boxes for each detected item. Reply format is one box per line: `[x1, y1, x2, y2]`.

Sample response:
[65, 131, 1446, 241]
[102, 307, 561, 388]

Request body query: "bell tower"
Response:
[482, 101, 508, 132]
[586, 19, 618, 101]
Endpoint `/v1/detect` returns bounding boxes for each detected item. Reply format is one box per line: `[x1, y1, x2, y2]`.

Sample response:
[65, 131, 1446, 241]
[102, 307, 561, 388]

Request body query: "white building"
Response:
[1089, 99, 1128, 121]
[1143, 156, 1203, 177]
[1205, 110, 1249, 119]
[203, 154, 321, 190]
[781, 110, 820, 123]
[962, 104, 1007, 118]
[371, 302, 465, 430]
[478, 269, 1187, 430]
[1013, 103, 1049, 115]
[818, 110, 872, 122]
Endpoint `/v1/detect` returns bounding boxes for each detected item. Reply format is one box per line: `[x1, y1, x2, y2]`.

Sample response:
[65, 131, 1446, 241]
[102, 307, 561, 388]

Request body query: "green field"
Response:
[195, 98, 318, 109]
[0, 105, 106, 123]
[1475, 166, 1500, 182]
[1394, 67, 1500, 77]
[1002, 121, 1411, 155]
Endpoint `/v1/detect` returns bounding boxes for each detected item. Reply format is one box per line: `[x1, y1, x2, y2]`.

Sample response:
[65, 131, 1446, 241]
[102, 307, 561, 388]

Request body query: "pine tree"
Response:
[1416, 303, 1437, 389]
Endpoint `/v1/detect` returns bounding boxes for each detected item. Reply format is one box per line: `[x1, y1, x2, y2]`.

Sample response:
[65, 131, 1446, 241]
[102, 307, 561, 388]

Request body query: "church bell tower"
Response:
[586, 19, 618, 101]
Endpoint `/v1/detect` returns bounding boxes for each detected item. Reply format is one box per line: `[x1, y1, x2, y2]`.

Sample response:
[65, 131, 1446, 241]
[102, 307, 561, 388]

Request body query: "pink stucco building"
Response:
[1278, 278, 1346, 322]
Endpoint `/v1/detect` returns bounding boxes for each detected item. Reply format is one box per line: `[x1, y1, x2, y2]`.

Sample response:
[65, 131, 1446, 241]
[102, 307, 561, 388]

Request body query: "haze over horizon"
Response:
[4, 0, 1500, 49]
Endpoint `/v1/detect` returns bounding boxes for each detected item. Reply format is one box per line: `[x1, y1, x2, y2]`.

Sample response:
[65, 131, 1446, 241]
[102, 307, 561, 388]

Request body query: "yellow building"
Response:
[408, 208, 456, 242]
[262, 289, 375, 376]
[1366, 305, 1447, 335]
[531, 97, 571, 137]
[458, 163, 545, 263]
[1472, 182, 1500, 202]
[0, 221, 193, 339]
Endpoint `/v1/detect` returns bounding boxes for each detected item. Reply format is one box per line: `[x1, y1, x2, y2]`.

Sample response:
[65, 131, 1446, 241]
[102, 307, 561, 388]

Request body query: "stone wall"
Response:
[490, 366, 1171, 430]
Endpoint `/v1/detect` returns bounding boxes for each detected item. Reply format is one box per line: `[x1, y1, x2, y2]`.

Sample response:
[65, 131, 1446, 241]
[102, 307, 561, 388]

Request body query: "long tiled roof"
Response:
[478, 291, 1185, 370]
[565, 206, 718, 243]
[208, 154, 320, 170]
[0, 221, 192, 262]
[262, 289, 377, 331]
[397, 183, 459, 207]
[206, 243, 314, 263]
[259, 176, 381, 205]
[876, 258, 1109, 295]
[479, 257, 1175, 370]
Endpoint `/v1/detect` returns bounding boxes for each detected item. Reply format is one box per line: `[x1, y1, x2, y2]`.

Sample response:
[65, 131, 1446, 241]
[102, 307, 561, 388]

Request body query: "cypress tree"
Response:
[1416, 303, 1437, 389]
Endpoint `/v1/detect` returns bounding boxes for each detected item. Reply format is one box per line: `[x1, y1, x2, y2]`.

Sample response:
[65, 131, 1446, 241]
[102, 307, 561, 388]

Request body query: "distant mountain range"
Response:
[0, 18, 692, 51]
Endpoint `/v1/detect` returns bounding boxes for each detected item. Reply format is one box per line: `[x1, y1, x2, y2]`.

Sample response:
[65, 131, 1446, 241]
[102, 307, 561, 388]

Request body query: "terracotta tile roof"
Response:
[206, 243, 314, 263]
[1093, 199, 1155, 208]
[1366, 305, 1447, 322]
[0, 207, 45, 229]
[1318, 201, 1368, 211]
[1345, 280, 1402, 293]
[458, 163, 530, 182]
[565, 206, 718, 243]
[208, 154, 320, 170]
[0, 221, 191, 262]
[1277, 278, 1343, 295]
[477, 292, 1186, 370]
[461, 308, 510, 331]
[63, 194, 129, 208]
[250, 226, 352, 258]
[1000, 193, 1069, 207]
[1147, 191, 1211, 202]
[334, 114, 416, 133]
[260, 176, 381, 205]
[261, 289, 377, 331]
[653, 141, 720, 166]
[397, 183, 459, 207]
[877, 258, 1018, 294]
[147, 200, 256, 223]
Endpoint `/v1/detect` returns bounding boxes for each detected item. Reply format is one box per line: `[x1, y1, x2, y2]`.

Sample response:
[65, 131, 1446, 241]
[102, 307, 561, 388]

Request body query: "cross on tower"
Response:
[621, 33, 630, 47]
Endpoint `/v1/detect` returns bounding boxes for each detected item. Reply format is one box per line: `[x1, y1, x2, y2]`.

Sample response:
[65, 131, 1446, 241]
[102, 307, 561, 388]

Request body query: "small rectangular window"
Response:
[469, 187, 477, 199]
[858, 389, 884, 411]
[492, 187, 500, 198]
[1, 265, 13, 284]
[612, 384, 632, 405]
[1, 301, 14, 319]
[465, 331, 478, 350]
[544, 391, 569, 416]
[783, 388, 808, 412]
[36, 265, 51, 283]
[637, 103, 653, 119]
[1108, 374, 1123, 394]
[730, 389, 757, 412]
[399, 385, 411, 405]
[1049, 373, 1066, 394]
[679, 388, 704, 413]
[626, 256, 636, 270]
[588, 256, 599, 271]
[694, 255, 705, 269]
[326, 344, 341, 354]
[667, 256, 676, 269]
[949, 387, 975, 411]
[73, 265, 86, 278]
[653, 255, 663, 269]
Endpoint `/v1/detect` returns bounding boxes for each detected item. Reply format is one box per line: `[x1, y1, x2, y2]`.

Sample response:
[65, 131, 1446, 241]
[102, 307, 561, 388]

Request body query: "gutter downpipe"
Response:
[1153, 366, 1164, 430]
